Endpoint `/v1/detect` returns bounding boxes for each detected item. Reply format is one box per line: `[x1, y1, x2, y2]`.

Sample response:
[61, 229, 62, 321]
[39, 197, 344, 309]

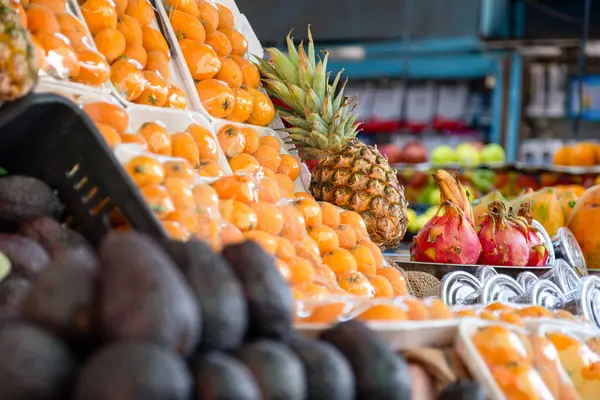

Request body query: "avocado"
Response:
[0, 322, 77, 400]
[0, 176, 61, 230]
[193, 351, 260, 400]
[438, 380, 487, 400]
[22, 254, 97, 341]
[236, 339, 306, 400]
[320, 320, 412, 400]
[288, 336, 355, 400]
[19, 216, 97, 265]
[98, 232, 200, 356]
[222, 241, 292, 339]
[0, 234, 51, 279]
[168, 239, 247, 352]
[73, 341, 192, 400]
[0, 276, 31, 312]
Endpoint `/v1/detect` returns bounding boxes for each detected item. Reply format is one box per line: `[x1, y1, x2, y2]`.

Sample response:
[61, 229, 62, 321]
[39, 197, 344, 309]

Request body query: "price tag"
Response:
[372, 84, 405, 122]
[436, 84, 468, 120]
[405, 84, 436, 125]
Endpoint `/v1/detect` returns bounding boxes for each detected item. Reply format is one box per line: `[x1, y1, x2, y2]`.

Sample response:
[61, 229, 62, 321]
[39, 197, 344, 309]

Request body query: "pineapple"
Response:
[255, 27, 408, 248]
[0, 0, 38, 104]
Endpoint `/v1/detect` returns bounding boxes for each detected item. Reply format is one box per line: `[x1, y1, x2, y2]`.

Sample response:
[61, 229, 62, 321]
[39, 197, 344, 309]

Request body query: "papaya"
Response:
[511, 187, 564, 237]
[568, 185, 600, 268]
[472, 191, 506, 224]
[559, 191, 578, 225]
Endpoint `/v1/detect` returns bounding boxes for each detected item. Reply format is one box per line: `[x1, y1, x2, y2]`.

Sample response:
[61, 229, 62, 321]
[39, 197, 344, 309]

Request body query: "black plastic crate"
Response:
[0, 93, 167, 246]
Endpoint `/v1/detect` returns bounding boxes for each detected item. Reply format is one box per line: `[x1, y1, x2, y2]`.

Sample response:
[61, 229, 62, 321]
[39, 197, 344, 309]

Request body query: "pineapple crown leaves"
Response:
[254, 26, 361, 151]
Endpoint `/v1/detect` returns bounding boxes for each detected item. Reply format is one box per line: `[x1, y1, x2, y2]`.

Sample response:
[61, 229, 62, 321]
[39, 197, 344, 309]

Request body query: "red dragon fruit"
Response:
[410, 170, 482, 264]
[515, 202, 549, 266]
[477, 200, 530, 266]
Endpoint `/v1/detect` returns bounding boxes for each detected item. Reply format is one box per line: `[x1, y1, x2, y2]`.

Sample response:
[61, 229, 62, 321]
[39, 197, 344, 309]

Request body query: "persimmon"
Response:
[56, 12, 90, 51]
[226, 88, 253, 123]
[171, 131, 200, 167]
[37, 39, 80, 80]
[279, 205, 306, 240]
[319, 202, 341, 227]
[246, 87, 275, 126]
[216, 3, 234, 30]
[293, 197, 322, 228]
[72, 49, 109, 86]
[145, 50, 170, 79]
[140, 184, 175, 219]
[259, 135, 280, 151]
[229, 153, 260, 174]
[295, 236, 323, 267]
[165, 0, 198, 16]
[358, 304, 407, 321]
[166, 85, 187, 109]
[205, 30, 231, 57]
[308, 225, 339, 255]
[219, 200, 257, 231]
[120, 44, 147, 68]
[214, 56, 242, 88]
[287, 256, 316, 286]
[323, 248, 357, 276]
[81, 0, 117, 35]
[275, 236, 296, 261]
[82, 102, 128, 134]
[113, 0, 127, 16]
[216, 124, 245, 157]
[195, 214, 221, 250]
[169, 9, 205, 42]
[333, 224, 357, 249]
[185, 124, 218, 161]
[121, 133, 148, 148]
[428, 299, 453, 319]
[26, 4, 59, 34]
[193, 183, 219, 216]
[35, 30, 69, 50]
[95, 28, 126, 63]
[212, 175, 257, 204]
[251, 202, 283, 235]
[275, 173, 294, 193]
[238, 127, 259, 155]
[277, 154, 301, 181]
[348, 244, 376, 276]
[163, 159, 194, 184]
[141, 26, 169, 57]
[358, 239, 384, 268]
[243, 230, 277, 255]
[338, 271, 373, 297]
[375, 266, 406, 296]
[124, 0, 153, 26]
[179, 39, 220, 80]
[198, 0, 218, 35]
[274, 258, 291, 283]
[165, 209, 198, 233]
[340, 210, 368, 240]
[30, 0, 66, 13]
[162, 220, 190, 241]
[368, 275, 394, 298]
[219, 28, 247, 57]
[110, 58, 145, 101]
[95, 122, 122, 148]
[231, 56, 259, 88]
[197, 160, 223, 177]
[163, 177, 196, 211]
[220, 221, 244, 247]
[253, 144, 281, 172]
[124, 155, 165, 186]
[135, 70, 169, 107]
[255, 176, 280, 204]
[137, 121, 172, 155]
[117, 14, 142, 46]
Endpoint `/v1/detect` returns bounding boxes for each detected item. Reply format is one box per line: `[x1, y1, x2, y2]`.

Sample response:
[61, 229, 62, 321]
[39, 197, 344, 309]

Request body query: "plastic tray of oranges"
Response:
[153, 0, 276, 126]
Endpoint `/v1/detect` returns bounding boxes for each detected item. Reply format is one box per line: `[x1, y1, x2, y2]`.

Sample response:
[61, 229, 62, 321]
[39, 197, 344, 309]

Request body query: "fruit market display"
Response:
[553, 141, 600, 167]
[430, 143, 506, 167]
[256, 29, 408, 249]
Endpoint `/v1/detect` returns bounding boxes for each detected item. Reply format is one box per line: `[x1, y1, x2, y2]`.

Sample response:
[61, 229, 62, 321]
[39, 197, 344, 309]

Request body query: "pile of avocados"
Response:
[0, 174, 487, 400]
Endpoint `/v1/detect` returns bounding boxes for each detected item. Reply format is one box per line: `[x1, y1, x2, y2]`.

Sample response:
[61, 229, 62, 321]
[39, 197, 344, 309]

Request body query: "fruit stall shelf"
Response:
[394, 161, 600, 175]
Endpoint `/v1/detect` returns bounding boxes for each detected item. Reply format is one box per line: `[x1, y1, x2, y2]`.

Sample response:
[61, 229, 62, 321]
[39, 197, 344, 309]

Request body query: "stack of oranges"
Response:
[79, 0, 188, 108]
[164, 0, 274, 125]
[12, 0, 111, 85]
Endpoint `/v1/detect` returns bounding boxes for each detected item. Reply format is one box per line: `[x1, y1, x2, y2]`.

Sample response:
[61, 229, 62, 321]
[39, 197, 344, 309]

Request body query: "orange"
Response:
[135, 70, 169, 107]
[110, 58, 145, 101]
[95, 28, 126, 63]
[287, 256, 316, 286]
[26, 4, 60, 34]
[56, 12, 90, 51]
[198, 0, 219, 35]
[171, 131, 200, 167]
[179, 38, 220, 80]
[275, 236, 296, 261]
[197, 160, 223, 177]
[95, 122, 121, 148]
[195, 214, 221, 250]
[196, 79, 234, 118]
[186, 124, 219, 161]
[138, 121, 172, 155]
[117, 14, 142, 46]
[277, 154, 300, 181]
[165, 0, 198, 17]
[82, 102, 128, 134]
[145, 50, 170, 80]
[141, 26, 169, 57]
[368, 275, 394, 298]
[226, 88, 253, 123]
[231, 56, 259, 88]
[214, 56, 242, 88]
[323, 248, 357, 276]
[243, 230, 277, 255]
[340, 211, 368, 240]
[216, 124, 245, 157]
[255, 176, 281, 204]
[251, 202, 283, 235]
[166, 85, 187, 109]
[229, 153, 260, 173]
[319, 202, 341, 227]
[163, 159, 195, 184]
[113, 0, 127, 16]
[124, 0, 153, 26]
[308, 225, 339, 255]
[275, 174, 294, 193]
[259, 135, 280, 151]
[219, 200, 257, 231]
[253, 144, 281, 172]
[246, 87, 275, 126]
[81, 0, 117, 35]
[338, 271, 373, 297]
[274, 259, 291, 283]
[358, 304, 407, 321]
[192, 183, 219, 216]
[73, 49, 110, 86]
[219, 27, 247, 57]
[162, 220, 190, 241]
[124, 155, 165, 186]
[279, 204, 306, 240]
[140, 184, 175, 219]
[220, 221, 244, 247]
[348, 244, 376, 276]
[376, 267, 407, 296]
[294, 236, 322, 267]
[293, 197, 322, 228]
[205, 30, 231, 57]
[216, 3, 234, 29]
[121, 133, 148, 148]
[212, 175, 258, 204]
[165, 209, 198, 233]
[120, 44, 147, 67]
[169, 9, 205, 43]
[358, 239, 384, 268]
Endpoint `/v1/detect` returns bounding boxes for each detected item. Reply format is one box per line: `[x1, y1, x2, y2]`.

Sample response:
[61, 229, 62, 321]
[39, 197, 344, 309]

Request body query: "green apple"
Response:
[456, 143, 481, 167]
[431, 145, 456, 166]
[428, 188, 441, 205]
[481, 143, 506, 164]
